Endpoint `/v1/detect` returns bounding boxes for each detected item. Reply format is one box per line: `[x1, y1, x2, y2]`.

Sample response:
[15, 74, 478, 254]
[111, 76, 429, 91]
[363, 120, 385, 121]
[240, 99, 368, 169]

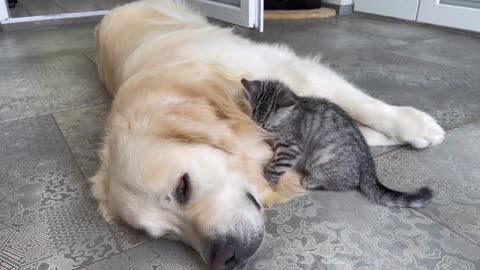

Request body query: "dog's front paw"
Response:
[393, 106, 445, 148]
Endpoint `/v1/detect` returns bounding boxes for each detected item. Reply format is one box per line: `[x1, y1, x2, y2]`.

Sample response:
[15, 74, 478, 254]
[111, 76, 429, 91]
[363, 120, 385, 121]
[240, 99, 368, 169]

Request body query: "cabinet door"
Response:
[354, 0, 420, 21]
[417, 0, 480, 32]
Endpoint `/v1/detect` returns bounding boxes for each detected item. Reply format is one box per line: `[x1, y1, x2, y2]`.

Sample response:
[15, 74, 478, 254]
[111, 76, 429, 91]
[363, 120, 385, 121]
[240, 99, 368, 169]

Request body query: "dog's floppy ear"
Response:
[165, 120, 237, 154]
[241, 78, 261, 101]
[153, 101, 240, 154]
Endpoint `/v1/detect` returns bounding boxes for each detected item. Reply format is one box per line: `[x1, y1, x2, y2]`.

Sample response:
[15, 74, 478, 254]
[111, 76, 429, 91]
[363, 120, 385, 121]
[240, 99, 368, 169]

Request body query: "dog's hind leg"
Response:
[278, 58, 445, 148]
[356, 123, 403, 147]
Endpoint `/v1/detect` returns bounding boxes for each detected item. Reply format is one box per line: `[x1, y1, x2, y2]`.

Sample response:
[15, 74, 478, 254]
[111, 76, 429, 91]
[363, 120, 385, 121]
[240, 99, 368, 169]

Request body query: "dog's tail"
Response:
[360, 166, 433, 208]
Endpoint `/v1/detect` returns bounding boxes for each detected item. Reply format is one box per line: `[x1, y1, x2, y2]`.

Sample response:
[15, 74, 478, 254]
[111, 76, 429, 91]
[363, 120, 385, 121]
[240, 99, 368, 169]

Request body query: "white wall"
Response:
[323, 0, 354, 5]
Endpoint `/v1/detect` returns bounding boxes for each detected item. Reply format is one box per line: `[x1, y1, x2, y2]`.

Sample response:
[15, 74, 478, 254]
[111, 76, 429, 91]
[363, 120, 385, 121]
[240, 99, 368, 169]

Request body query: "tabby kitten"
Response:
[241, 79, 433, 207]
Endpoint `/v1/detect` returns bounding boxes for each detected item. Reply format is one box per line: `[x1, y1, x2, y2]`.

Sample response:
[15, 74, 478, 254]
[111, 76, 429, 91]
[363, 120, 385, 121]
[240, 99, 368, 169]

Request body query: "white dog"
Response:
[92, 1, 445, 269]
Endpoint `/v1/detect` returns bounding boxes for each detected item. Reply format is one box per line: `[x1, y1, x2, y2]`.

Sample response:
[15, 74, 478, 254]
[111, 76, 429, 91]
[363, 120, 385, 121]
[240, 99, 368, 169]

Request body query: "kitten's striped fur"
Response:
[242, 79, 433, 208]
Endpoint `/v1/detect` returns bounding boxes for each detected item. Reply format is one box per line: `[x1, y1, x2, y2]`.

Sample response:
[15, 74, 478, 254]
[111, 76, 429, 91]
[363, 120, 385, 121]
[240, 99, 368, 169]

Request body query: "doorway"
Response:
[0, 0, 264, 31]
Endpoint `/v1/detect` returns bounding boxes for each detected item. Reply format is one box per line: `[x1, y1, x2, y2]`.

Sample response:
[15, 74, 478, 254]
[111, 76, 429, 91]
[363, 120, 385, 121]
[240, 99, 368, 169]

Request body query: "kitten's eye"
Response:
[175, 173, 191, 205]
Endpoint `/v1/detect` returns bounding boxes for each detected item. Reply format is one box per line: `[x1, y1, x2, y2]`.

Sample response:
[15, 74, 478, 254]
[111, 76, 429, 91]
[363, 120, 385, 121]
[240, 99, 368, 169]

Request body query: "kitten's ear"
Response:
[241, 78, 261, 96]
[241, 87, 251, 102]
[276, 89, 296, 108]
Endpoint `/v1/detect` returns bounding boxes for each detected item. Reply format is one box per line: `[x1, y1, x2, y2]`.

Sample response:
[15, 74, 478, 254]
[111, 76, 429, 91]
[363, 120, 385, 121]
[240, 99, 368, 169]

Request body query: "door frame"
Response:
[188, 0, 263, 31]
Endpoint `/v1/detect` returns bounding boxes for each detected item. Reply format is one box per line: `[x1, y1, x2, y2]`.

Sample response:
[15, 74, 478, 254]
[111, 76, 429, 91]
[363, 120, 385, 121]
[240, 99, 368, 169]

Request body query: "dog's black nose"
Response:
[208, 235, 262, 270]
[210, 245, 236, 270]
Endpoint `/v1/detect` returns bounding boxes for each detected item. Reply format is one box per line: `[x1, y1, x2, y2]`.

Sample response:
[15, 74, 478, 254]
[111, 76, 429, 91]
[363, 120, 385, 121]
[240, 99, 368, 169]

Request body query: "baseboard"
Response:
[322, 3, 354, 16]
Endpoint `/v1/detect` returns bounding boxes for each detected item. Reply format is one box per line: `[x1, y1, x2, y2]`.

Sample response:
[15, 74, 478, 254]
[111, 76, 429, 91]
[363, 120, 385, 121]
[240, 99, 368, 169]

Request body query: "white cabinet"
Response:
[354, 0, 420, 21]
[355, 0, 480, 32]
[417, 0, 480, 32]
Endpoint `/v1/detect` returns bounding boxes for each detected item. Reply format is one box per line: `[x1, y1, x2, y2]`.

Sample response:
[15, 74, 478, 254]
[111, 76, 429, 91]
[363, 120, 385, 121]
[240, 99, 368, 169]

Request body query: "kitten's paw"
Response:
[300, 178, 309, 189]
[392, 106, 445, 148]
[264, 172, 280, 186]
[300, 177, 322, 190]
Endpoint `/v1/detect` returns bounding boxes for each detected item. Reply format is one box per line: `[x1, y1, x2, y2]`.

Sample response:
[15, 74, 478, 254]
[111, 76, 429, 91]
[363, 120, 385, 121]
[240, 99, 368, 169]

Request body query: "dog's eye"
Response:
[175, 173, 191, 205]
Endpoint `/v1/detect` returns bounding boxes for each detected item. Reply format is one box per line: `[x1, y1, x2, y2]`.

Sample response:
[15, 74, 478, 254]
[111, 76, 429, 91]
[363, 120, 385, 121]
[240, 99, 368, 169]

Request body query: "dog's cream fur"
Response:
[92, 0, 445, 267]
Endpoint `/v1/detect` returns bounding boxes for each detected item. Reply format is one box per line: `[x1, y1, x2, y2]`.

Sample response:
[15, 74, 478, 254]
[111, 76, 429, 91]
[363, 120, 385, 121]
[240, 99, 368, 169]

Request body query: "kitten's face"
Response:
[241, 79, 296, 131]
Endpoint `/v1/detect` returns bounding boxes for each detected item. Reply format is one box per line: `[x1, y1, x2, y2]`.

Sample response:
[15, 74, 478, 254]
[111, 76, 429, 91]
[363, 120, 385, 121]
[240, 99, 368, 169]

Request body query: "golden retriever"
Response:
[91, 1, 445, 269]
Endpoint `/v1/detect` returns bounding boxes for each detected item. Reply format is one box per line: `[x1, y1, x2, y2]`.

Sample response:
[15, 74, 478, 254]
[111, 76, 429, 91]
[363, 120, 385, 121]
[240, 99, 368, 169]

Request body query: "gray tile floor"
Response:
[8, 0, 131, 18]
[1, 14, 480, 270]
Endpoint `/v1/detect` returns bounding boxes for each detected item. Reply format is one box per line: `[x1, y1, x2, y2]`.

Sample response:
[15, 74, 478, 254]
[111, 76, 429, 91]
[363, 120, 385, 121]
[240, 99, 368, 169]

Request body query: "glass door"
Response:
[417, 0, 480, 32]
[187, 0, 264, 31]
[1, 0, 8, 20]
[1, 0, 263, 31]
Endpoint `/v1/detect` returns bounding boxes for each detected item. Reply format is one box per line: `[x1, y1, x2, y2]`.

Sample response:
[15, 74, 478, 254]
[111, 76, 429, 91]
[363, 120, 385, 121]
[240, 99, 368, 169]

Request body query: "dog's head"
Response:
[90, 78, 271, 270]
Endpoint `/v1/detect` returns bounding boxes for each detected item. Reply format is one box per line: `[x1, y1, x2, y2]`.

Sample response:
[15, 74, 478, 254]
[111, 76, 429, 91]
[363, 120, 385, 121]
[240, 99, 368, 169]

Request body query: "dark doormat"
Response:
[265, 0, 323, 10]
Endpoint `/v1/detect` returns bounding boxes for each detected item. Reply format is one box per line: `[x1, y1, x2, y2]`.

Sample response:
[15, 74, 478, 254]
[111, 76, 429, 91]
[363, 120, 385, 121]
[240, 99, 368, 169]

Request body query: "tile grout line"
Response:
[371, 118, 480, 246]
[350, 13, 480, 38]
[412, 208, 480, 247]
[0, 101, 111, 126]
[73, 239, 155, 269]
[50, 113, 89, 187]
[50, 44, 480, 262]
[49, 113, 125, 254]
[373, 117, 480, 159]
[82, 51, 96, 65]
[380, 43, 480, 76]
[0, 47, 95, 62]
[321, 15, 458, 49]
[48, 0, 69, 14]
[385, 46, 480, 75]
[438, 118, 480, 134]
[372, 146, 404, 159]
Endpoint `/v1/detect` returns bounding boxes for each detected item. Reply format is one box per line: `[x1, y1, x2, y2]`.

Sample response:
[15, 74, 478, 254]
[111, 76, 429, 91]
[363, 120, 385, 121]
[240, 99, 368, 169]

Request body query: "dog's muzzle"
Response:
[208, 233, 263, 270]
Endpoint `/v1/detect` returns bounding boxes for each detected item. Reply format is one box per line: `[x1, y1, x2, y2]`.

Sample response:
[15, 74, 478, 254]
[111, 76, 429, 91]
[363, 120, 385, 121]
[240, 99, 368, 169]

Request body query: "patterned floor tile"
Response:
[0, 115, 66, 166]
[83, 49, 96, 64]
[375, 120, 480, 245]
[0, 24, 96, 59]
[369, 145, 402, 158]
[13, 0, 64, 17]
[1, 10, 479, 270]
[108, 221, 152, 252]
[53, 104, 151, 250]
[81, 240, 205, 270]
[238, 19, 408, 57]
[240, 19, 480, 157]
[387, 36, 480, 74]
[0, 53, 110, 123]
[322, 48, 480, 132]
[0, 116, 119, 269]
[323, 14, 457, 43]
[53, 104, 110, 178]
[49, 0, 100, 13]
[245, 192, 480, 270]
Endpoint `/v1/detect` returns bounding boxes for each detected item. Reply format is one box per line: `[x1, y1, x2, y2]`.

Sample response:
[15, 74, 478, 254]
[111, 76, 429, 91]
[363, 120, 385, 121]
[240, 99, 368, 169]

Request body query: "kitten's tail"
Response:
[360, 166, 433, 208]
